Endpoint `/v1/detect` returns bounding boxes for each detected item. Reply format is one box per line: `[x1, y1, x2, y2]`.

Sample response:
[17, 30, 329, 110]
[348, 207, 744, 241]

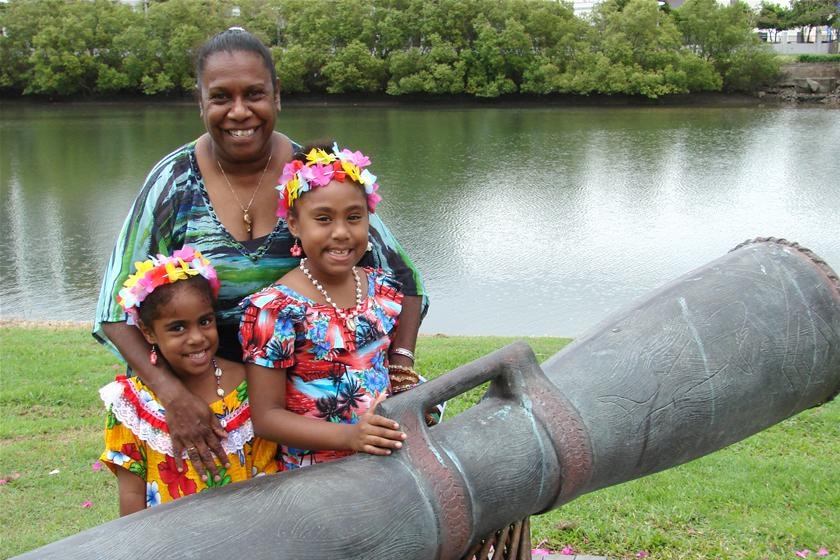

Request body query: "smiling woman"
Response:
[92, 27, 428, 481]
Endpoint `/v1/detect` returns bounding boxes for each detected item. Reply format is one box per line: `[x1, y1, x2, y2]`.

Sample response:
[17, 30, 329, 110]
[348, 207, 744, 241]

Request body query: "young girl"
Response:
[240, 142, 413, 469]
[99, 246, 280, 515]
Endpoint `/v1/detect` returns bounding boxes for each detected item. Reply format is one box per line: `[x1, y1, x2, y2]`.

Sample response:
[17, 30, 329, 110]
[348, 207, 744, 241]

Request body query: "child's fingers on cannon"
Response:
[366, 413, 403, 432]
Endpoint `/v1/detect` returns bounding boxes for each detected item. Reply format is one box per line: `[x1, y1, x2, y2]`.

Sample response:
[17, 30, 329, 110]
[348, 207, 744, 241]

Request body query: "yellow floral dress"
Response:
[99, 376, 281, 507]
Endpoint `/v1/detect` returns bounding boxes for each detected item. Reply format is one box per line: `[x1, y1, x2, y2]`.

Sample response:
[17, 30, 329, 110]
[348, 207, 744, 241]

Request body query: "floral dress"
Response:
[239, 267, 403, 470]
[99, 376, 281, 507]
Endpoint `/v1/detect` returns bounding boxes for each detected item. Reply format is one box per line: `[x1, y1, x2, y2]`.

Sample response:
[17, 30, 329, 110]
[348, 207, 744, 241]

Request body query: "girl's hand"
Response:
[166, 387, 230, 481]
[350, 393, 406, 456]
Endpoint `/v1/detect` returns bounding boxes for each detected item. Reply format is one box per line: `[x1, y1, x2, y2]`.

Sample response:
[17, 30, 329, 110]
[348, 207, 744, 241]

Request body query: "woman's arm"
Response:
[115, 467, 146, 516]
[102, 322, 229, 480]
[95, 144, 227, 480]
[366, 213, 429, 317]
[247, 363, 405, 455]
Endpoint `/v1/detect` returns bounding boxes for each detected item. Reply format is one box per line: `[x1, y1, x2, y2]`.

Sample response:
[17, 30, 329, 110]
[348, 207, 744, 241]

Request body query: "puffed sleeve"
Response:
[239, 287, 304, 370]
[100, 407, 147, 479]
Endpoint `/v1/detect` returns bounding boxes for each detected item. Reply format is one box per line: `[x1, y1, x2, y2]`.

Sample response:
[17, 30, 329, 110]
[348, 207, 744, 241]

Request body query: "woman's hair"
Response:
[137, 275, 217, 326]
[195, 27, 277, 89]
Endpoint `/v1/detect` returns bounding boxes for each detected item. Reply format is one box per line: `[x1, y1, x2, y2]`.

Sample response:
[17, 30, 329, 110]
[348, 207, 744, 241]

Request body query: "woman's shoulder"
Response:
[140, 140, 201, 196]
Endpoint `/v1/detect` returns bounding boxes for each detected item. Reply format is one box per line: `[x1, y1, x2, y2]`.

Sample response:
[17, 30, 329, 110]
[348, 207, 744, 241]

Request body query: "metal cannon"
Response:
[17, 238, 840, 559]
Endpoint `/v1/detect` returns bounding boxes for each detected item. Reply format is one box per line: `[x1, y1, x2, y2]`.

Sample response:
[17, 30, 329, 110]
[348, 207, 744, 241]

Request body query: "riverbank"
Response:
[1, 324, 837, 558]
[3, 89, 837, 108]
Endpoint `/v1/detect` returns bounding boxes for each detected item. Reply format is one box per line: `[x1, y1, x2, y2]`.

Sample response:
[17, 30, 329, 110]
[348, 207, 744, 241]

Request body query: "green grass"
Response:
[1, 325, 838, 559]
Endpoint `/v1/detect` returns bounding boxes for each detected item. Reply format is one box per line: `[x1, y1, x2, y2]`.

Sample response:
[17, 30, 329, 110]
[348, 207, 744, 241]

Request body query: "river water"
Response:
[1, 102, 838, 337]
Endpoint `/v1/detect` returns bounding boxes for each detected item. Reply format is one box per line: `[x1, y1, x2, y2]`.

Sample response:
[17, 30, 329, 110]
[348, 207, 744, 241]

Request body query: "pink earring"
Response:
[290, 238, 302, 257]
[149, 344, 158, 366]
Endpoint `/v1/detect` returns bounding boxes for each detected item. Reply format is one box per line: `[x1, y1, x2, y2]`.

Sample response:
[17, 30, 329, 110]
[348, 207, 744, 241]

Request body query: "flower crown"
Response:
[276, 142, 381, 218]
[117, 246, 220, 322]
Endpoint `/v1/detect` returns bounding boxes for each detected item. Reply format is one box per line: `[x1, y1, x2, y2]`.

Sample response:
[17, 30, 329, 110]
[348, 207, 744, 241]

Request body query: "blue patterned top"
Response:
[94, 140, 426, 362]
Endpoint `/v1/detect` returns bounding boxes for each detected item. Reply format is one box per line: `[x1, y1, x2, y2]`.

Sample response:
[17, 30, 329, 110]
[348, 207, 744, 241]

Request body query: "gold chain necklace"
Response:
[216, 153, 273, 235]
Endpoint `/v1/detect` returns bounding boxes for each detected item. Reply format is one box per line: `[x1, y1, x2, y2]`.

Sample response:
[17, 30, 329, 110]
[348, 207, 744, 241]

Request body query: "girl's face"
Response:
[139, 282, 218, 379]
[287, 180, 370, 283]
[198, 50, 279, 165]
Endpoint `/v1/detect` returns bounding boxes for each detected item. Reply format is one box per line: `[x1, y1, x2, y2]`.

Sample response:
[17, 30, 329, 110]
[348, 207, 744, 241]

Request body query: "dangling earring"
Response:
[149, 344, 158, 366]
[290, 238, 302, 257]
[367, 240, 373, 252]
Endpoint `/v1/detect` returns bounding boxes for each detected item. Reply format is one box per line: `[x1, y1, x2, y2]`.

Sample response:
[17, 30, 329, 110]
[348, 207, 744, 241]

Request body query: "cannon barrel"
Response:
[16, 238, 840, 559]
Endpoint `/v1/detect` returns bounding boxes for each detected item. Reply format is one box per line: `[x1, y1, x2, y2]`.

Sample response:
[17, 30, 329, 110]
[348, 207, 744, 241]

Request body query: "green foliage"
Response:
[0, 0, 793, 98]
[798, 53, 840, 62]
[675, 0, 780, 92]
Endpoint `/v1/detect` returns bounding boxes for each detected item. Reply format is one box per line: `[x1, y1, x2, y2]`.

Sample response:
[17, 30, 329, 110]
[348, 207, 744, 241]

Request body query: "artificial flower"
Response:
[81, 500, 92, 508]
[817, 548, 829, 557]
[796, 550, 811, 558]
[91, 461, 103, 472]
[561, 545, 575, 555]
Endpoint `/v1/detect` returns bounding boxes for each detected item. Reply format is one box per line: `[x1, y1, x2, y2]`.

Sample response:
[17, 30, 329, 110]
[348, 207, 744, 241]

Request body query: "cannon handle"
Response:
[378, 342, 536, 430]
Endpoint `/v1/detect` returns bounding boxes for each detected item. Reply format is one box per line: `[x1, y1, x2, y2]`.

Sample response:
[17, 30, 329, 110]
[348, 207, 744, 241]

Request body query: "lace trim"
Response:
[100, 381, 255, 458]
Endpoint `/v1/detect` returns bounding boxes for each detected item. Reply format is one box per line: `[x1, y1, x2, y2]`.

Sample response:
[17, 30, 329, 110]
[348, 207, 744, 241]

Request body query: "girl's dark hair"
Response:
[195, 27, 277, 89]
[137, 276, 217, 326]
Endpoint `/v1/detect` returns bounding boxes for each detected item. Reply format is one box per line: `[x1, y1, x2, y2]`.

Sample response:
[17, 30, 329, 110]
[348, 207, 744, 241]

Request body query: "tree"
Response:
[755, 2, 792, 42]
[675, 0, 779, 92]
[789, 0, 838, 42]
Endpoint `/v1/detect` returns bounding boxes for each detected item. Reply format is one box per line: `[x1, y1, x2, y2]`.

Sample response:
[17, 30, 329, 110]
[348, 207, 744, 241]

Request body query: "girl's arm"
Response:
[247, 363, 406, 455]
[115, 467, 146, 516]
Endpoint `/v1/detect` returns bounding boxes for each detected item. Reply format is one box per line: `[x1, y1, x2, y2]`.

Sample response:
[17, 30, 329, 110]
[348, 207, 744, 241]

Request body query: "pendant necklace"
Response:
[217, 153, 273, 236]
[299, 258, 364, 330]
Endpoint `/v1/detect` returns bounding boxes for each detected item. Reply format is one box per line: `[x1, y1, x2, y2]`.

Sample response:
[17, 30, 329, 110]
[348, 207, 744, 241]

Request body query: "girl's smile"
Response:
[287, 180, 370, 288]
[140, 283, 219, 382]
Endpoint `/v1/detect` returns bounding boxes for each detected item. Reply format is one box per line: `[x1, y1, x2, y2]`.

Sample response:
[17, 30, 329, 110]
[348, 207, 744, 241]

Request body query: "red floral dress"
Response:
[239, 267, 402, 470]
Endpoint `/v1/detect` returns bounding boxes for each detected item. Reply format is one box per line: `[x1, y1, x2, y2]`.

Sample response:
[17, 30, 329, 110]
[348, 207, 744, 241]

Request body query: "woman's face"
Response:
[198, 50, 279, 165]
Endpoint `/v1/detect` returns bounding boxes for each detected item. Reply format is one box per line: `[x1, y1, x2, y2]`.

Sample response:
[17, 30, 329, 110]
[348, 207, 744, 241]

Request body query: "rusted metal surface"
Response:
[16, 238, 840, 559]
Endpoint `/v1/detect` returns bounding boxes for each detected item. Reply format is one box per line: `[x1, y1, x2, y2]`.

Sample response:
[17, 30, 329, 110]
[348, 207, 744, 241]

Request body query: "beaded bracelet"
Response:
[390, 347, 416, 363]
[388, 364, 421, 393]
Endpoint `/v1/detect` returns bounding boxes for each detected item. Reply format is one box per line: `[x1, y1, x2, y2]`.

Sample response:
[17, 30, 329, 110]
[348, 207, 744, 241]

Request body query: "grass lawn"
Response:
[1, 324, 837, 559]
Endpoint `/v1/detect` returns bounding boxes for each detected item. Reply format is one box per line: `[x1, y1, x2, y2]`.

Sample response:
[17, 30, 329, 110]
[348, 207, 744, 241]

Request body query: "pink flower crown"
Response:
[276, 142, 381, 218]
[117, 246, 220, 322]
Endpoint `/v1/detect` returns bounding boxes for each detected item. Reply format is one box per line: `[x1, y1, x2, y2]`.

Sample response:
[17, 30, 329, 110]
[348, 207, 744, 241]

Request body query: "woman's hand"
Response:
[165, 387, 230, 481]
[349, 394, 406, 456]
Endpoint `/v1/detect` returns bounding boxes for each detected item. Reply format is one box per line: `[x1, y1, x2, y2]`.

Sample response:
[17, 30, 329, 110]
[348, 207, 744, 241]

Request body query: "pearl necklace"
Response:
[299, 258, 364, 329]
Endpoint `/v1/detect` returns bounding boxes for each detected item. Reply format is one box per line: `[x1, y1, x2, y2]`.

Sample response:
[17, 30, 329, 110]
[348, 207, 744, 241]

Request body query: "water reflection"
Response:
[1, 103, 838, 336]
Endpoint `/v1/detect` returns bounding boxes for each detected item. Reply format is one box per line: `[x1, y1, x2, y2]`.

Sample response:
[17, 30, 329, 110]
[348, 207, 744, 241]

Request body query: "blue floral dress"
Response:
[239, 268, 402, 469]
